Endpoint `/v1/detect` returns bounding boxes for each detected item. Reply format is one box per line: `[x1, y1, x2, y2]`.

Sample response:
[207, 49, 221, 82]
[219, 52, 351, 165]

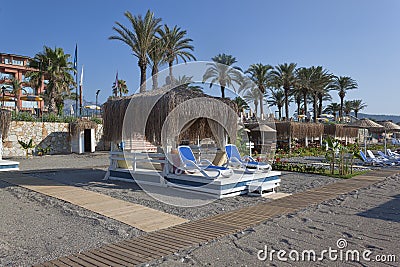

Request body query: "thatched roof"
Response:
[378, 121, 400, 132]
[275, 122, 324, 139]
[0, 109, 12, 140]
[70, 119, 98, 135]
[103, 87, 238, 145]
[323, 124, 359, 138]
[345, 118, 384, 130]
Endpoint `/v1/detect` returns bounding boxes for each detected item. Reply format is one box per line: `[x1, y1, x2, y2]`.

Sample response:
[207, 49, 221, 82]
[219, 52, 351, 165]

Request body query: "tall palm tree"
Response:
[10, 78, 22, 112]
[28, 46, 75, 114]
[351, 99, 367, 118]
[295, 67, 313, 120]
[324, 102, 341, 120]
[331, 76, 358, 118]
[148, 37, 166, 90]
[309, 66, 332, 122]
[270, 63, 297, 120]
[268, 89, 286, 120]
[109, 10, 162, 92]
[160, 25, 196, 84]
[343, 100, 353, 117]
[243, 87, 262, 117]
[113, 79, 129, 97]
[245, 63, 273, 118]
[202, 54, 242, 98]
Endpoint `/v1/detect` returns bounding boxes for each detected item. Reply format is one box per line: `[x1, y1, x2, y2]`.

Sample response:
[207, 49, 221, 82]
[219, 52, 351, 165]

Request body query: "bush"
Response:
[12, 111, 36, 122]
[90, 117, 102, 124]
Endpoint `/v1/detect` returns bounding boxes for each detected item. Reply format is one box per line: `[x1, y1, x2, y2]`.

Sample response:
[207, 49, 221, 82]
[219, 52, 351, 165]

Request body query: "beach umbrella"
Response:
[345, 118, 384, 154]
[84, 105, 101, 110]
[20, 95, 43, 101]
[378, 121, 400, 154]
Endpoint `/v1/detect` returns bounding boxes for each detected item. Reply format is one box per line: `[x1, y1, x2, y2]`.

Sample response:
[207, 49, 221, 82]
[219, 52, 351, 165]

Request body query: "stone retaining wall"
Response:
[2, 121, 105, 157]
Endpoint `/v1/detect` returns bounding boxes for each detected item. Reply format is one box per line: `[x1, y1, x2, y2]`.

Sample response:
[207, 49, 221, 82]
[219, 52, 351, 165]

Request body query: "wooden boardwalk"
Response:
[0, 174, 188, 232]
[15, 170, 400, 267]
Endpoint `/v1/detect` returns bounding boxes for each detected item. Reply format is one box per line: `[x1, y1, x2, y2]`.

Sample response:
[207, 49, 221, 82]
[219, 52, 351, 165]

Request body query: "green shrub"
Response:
[90, 117, 102, 124]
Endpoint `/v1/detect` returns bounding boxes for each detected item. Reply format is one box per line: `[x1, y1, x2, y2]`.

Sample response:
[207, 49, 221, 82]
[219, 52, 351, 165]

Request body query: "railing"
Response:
[108, 151, 167, 174]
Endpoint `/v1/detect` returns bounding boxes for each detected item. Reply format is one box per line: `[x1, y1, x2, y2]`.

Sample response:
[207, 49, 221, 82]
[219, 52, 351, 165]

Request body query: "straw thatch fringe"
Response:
[0, 109, 12, 140]
[70, 119, 98, 136]
[324, 124, 359, 138]
[103, 87, 237, 145]
[275, 122, 324, 139]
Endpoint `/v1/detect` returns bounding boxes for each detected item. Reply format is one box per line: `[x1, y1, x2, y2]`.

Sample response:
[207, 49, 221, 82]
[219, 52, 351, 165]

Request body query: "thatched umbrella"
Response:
[103, 87, 238, 150]
[378, 121, 400, 154]
[0, 109, 12, 160]
[345, 118, 384, 154]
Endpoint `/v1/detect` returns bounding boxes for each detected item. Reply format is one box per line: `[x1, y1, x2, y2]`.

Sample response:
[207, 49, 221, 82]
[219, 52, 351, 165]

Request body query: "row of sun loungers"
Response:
[360, 149, 400, 166]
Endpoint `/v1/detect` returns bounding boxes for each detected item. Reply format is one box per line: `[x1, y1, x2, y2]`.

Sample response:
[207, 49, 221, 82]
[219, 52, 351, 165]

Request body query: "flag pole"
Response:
[79, 65, 84, 116]
[74, 44, 78, 117]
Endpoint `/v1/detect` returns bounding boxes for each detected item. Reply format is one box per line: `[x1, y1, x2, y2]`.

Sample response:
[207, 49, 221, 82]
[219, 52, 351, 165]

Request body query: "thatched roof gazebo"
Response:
[323, 124, 359, 138]
[102, 87, 238, 151]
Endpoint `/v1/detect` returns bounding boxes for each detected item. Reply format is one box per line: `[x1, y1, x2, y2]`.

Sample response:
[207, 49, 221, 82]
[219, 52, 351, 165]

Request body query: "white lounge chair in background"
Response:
[225, 144, 272, 173]
[359, 150, 383, 166]
[176, 146, 233, 179]
[377, 151, 400, 164]
[387, 149, 400, 158]
[366, 150, 394, 166]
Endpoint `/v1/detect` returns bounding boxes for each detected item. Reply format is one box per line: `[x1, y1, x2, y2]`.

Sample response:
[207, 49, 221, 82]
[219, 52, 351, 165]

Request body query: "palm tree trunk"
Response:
[254, 101, 258, 117]
[152, 66, 158, 90]
[278, 106, 282, 120]
[297, 99, 301, 118]
[259, 95, 264, 118]
[169, 61, 174, 84]
[355, 110, 358, 118]
[318, 94, 323, 117]
[284, 87, 289, 121]
[48, 96, 57, 114]
[303, 91, 308, 121]
[139, 60, 147, 93]
[220, 86, 225, 98]
[339, 96, 344, 119]
[313, 94, 318, 122]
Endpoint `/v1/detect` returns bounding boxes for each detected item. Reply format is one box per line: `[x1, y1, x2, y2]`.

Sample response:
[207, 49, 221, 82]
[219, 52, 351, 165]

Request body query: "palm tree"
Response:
[309, 66, 332, 122]
[295, 67, 313, 120]
[202, 54, 242, 98]
[233, 96, 249, 117]
[331, 76, 358, 118]
[268, 89, 286, 120]
[324, 102, 341, 120]
[243, 87, 262, 117]
[10, 78, 22, 112]
[28, 46, 75, 114]
[160, 25, 196, 84]
[175, 75, 203, 93]
[351, 99, 367, 118]
[343, 100, 353, 117]
[113, 79, 128, 97]
[245, 63, 273, 118]
[109, 10, 162, 92]
[148, 37, 166, 90]
[270, 63, 297, 120]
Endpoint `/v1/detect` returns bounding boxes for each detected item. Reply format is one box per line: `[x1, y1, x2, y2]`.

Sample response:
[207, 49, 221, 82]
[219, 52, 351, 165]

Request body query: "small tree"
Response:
[18, 139, 35, 158]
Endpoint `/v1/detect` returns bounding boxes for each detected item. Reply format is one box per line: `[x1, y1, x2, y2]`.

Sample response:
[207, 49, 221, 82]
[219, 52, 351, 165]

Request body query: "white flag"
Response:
[80, 65, 84, 86]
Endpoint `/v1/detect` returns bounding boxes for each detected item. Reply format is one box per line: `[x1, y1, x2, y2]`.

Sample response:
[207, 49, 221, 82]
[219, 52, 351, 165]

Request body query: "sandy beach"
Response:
[0, 153, 398, 266]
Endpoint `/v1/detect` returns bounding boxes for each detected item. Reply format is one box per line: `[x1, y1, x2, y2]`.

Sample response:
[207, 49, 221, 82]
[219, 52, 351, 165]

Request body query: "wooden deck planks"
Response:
[1, 174, 188, 232]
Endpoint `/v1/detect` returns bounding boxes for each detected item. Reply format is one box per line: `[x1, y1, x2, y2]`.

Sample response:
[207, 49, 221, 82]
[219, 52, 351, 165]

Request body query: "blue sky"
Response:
[1, 0, 399, 115]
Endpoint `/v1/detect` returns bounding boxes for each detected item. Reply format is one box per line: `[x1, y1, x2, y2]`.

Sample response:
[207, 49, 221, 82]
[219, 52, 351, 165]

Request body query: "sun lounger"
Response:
[225, 144, 272, 173]
[387, 149, 400, 158]
[176, 146, 233, 179]
[377, 151, 400, 164]
[359, 150, 384, 166]
[366, 150, 394, 166]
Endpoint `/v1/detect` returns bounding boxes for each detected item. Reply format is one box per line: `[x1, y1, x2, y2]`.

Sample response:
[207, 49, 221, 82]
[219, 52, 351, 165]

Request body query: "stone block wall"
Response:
[2, 121, 105, 157]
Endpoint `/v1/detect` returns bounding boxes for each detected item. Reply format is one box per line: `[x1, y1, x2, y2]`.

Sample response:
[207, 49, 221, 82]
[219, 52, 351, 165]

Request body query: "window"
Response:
[4, 58, 11, 64]
[12, 59, 24, 66]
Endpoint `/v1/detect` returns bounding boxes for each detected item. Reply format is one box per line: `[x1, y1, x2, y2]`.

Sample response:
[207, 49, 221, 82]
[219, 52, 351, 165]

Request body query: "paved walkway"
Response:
[0, 173, 188, 232]
[33, 169, 399, 267]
